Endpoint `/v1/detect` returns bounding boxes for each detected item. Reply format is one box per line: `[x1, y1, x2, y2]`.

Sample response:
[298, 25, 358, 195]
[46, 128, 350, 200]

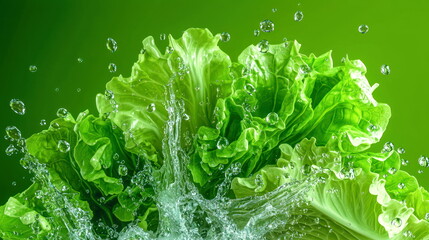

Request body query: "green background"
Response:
[1, 0, 428, 205]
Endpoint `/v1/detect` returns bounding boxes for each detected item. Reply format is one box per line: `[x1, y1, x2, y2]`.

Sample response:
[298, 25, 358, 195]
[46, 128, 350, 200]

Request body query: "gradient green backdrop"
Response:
[1, 0, 428, 205]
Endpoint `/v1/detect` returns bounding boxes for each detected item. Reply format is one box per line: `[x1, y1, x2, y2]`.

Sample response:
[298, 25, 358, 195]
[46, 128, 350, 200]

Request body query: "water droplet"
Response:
[397, 147, 405, 154]
[10, 99, 26, 115]
[253, 29, 260, 37]
[358, 24, 369, 34]
[367, 124, 378, 132]
[56, 108, 68, 118]
[77, 58, 83, 63]
[257, 39, 269, 53]
[105, 90, 114, 100]
[5, 126, 21, 140]
[40, 119, 47, 126]
[299, 64, 311, 74]
[391, 218, 402, 228]
[381, 64, 391, 75]
[11, 181, 16, 186]
[244, 83, 256, 95]
[166, 46, 174, 54]
[301, 164, 311, 175]
[382, 142, 394, 153]
[118, 164, 128, 176]
[108, 63, 117, 73]
[418, 169, 424, 174]
[401, 159, 409, 166]
[398, 183, 406, 189]
[113, 153, 120, 161]
[147, 103, 156, 112]
[418, 155, 429, 167]
[29, 65, 38, 72]
[5, 144, 17, 156]
[265, 112, 279, 125]
[54, 87, 60, 92]
[160, 33, 167, 41]
[216, 137, 229, 149]
[260, 20, 275, 32]
[57, 140, 70, 153]
[220, 32, 231, 42]
[182, 113, 190, 121]
[106, 38, 118, 53]
[272, 8, 277, 13]
[283, 37, 289, 48]
[76, 88, 82, 93]
[388, 167, 397, 175]
[294, 11, 304, 22]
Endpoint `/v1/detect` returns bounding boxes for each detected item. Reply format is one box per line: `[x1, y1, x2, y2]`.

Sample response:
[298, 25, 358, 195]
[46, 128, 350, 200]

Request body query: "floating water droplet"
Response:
[57, 140, 70, 153]
[118, 164, 128, 176]
[265, 112, 279, 125]
[244, 83, 256, 95]
[76, 88, 82, 93]
[108, 63, 117, 73]
[5, 126, 21, 140]
[10, 99, 26, 115]
[29, 65, 38, 72]
[56, 108, 68, 118]
[401, 159, 409, 166]
[358, 24, 369, 34]
[166, 46, 174, 54]
[294, 11, 304, 22]
[216, 137, 229, 149]
[11, 181, 16, 186]
[397, 147, 405, 154]
[105, 90, 114, 100]
[54, 87, 60, 92]
[398, 182, 406, 189]
[388, 167, 397, 175]
[391, 218, 402, 228]
[160, 33, 167, 41]
[40, 119, 47, 126]
[299, 64, 311, 74]
[77, 58, 83, 63]
[253, 29, 260, 37]
[418, 169, 424, 174]
[272, 8, 277, 13]
[220, 32, 231, 42]
[147, 103, 156, 112]
[382, 142, 394, 153]
[106, 38, 118, 53]
[418, 155, 429, 167]
[381, 64, 391, 75]
[260, 20, 275, 32]
[257, 39, 269, 53]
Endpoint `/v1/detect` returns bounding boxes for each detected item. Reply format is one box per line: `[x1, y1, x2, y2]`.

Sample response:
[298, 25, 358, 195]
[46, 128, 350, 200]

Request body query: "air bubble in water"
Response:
[265, 112, 279, 125]
[381, 64, 391, 75]
[106, 38, 118, 53]
[108, 63, 117, 73]
[257, 39, 269, 53]
[147, 103, 156, 112]
[10, 99, 26, 115]
[220, 32, 231, 42]
[56, 108, 68, 118]
[244, 83, 256, 95]
[391, 218, 402, 228]
[418, 156, 429, 167]
[254, 29, 260, 37]
[294, 11, 304, 22]
[118, 165, 128, 176]
[29, 65, 38, 72]
[216, 137, 229, 149]
[5, 126, 21, 140]
[358, 24, 369, 34]
[57, 140, 70, 153]
[260, 20, 275, 32]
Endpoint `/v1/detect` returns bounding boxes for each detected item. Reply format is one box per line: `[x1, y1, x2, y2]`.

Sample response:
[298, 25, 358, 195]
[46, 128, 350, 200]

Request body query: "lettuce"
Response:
[1, 28, 428, 239]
